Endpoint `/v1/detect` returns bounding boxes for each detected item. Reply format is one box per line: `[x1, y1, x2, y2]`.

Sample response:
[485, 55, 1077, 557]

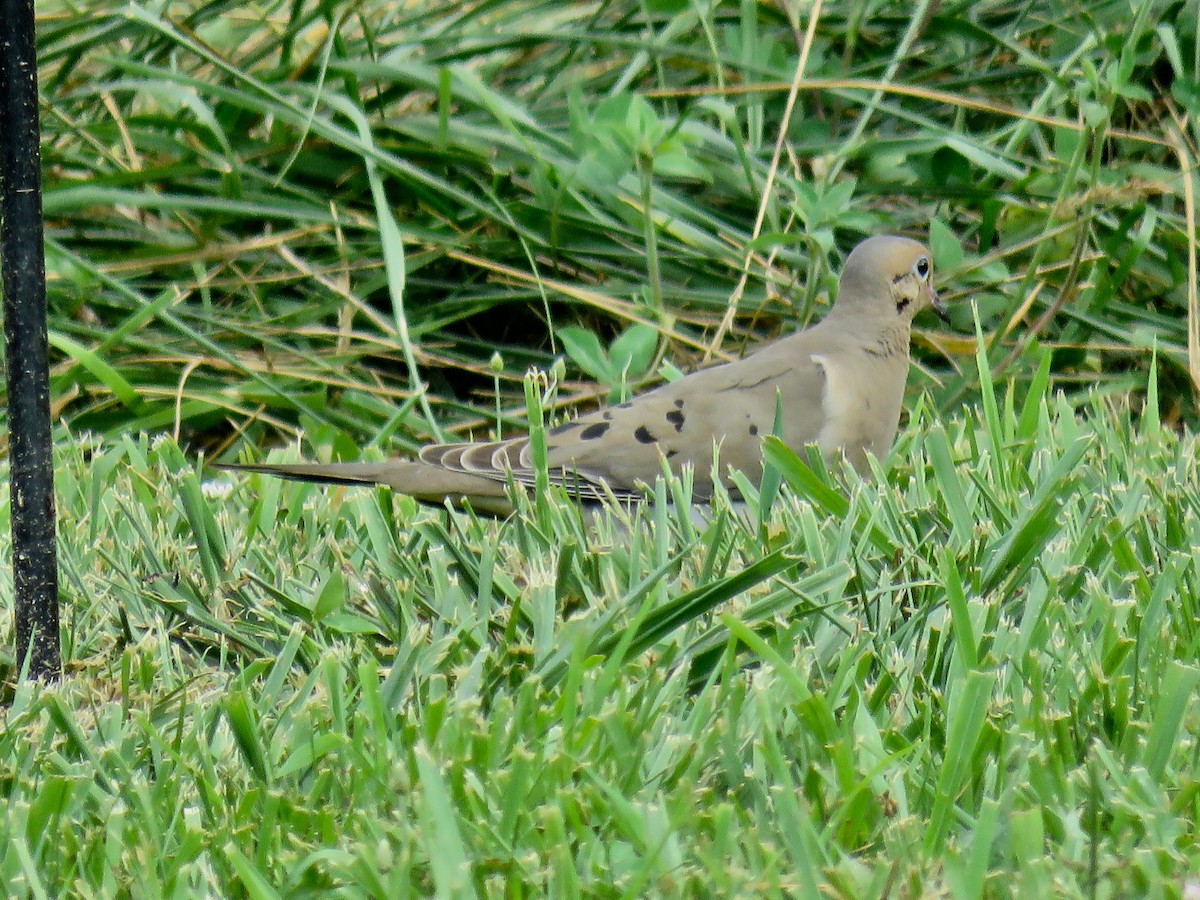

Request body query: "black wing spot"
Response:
[666, 449, 679, 459]
[748, 424, 759, 436]
[674, 399, 684, 408]
[634, 425, 656, 444]
[603, 410, 614, 421]
[666, 409, 685, 432]
[618, 402, 633, 409]
[580, 422, 611, 440]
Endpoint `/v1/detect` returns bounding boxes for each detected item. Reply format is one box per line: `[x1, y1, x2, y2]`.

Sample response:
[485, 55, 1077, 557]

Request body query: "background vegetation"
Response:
[0, 0, 1197, 894]
[33, 0, 1200, 446]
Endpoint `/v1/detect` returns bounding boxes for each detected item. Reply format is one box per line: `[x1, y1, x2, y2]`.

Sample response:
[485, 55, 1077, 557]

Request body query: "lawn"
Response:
[2, 0, 1198, 894]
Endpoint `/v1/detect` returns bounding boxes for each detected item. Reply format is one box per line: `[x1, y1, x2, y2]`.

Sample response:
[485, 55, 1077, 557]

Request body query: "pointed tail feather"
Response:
[213, 461, 402, 487]
[214, 459, 516, 514]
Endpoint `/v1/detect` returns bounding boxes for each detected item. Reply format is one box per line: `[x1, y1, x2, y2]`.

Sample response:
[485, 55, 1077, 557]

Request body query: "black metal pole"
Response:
[0, 0, 62, 680]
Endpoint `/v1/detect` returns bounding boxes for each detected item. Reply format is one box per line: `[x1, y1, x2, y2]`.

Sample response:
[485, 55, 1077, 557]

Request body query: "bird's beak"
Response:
[928, 285, 950, 324]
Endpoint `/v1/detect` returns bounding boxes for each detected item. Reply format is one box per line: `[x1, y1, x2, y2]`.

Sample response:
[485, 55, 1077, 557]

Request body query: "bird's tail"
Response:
[213, 461, 398, 487]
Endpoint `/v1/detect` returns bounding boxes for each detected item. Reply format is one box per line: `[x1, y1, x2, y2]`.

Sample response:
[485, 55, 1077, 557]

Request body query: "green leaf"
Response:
[929, 218, 964, 271]
[1143, 662, 1200, 780]
[312, 570, 346, 622]
[609, 324, 658, 381]
[558, 326, 613, 383]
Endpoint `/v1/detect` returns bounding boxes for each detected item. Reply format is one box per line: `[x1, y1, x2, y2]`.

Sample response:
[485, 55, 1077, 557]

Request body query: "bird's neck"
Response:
[824, 307, 911, 357]
[866, 320, 911, 358]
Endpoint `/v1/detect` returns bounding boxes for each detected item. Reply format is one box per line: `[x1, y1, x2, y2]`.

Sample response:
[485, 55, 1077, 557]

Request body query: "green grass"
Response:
[4, 0, 1200, 894]
[2, 370, 1198, 895]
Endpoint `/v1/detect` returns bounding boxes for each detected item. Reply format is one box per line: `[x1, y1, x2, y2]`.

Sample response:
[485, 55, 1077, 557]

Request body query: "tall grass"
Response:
[29, 0, 1200, 454]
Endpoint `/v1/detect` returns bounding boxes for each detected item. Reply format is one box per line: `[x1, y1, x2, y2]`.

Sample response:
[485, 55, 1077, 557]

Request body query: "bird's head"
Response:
[835, 235, 948, 324]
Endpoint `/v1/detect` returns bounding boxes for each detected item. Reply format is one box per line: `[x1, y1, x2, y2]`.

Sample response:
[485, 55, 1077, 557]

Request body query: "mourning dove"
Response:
[219, 235, 945, 514]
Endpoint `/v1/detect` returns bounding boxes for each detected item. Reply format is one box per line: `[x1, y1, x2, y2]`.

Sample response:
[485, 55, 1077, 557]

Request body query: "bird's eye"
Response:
[914, 257, 930, 279]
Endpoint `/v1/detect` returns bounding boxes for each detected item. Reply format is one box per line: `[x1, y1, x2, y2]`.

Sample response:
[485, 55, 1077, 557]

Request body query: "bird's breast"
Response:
[811, 347, 908, 471]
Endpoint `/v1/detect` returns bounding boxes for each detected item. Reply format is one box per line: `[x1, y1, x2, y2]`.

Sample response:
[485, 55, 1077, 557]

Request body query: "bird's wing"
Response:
[415, 330, 834, 499]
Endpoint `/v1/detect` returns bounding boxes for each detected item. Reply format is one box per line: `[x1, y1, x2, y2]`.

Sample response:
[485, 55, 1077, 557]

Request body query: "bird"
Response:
[218, 235, 946, 515]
